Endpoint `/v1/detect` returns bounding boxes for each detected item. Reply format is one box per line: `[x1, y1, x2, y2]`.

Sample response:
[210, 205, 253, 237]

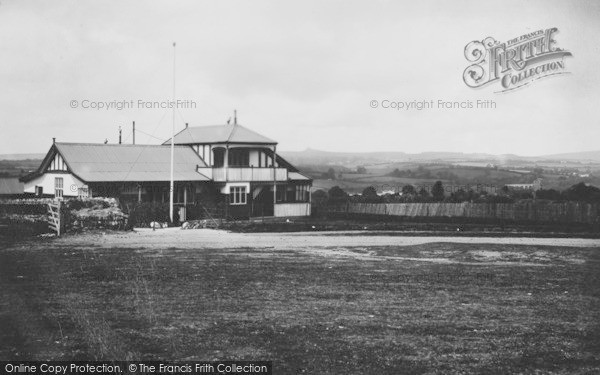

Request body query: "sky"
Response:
[0, 0, 599, 156]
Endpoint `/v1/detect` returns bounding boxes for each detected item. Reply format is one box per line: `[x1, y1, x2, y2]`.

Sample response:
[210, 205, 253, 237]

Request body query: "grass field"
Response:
[1, 230, 600, 374]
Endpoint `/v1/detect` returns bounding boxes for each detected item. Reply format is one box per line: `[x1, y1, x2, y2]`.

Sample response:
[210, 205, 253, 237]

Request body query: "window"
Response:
[78, 185, 89, 198]
[213, 148, 225, 167]
[54, 177, 64, 198]
[259, 151, 272, 167]
[35, 186, 43, 197]
[230, 186, 247, 205]
[295, 185, 309, 202]
[229, 149, 249, 167]
[276, 188, 285, 202]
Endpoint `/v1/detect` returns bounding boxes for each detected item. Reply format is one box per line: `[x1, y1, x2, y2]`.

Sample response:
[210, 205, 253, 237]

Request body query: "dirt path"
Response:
[42, 228, 600, 251]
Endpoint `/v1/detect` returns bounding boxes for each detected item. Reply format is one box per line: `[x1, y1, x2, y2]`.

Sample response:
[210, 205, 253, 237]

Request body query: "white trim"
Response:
[230, 185, 247, 205]
[220, 182, 250, 194]
[48, 153, 68, 172]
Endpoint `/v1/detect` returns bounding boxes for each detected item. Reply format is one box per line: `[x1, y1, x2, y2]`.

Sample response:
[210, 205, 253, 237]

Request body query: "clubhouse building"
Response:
[21, 121, 312, 219]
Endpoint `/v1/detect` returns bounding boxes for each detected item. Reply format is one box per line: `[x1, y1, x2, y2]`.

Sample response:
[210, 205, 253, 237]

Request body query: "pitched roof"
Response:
[0, 177, 24, 195]
[288, 172, 311, 181]
[46, 143, 209, 183]
[164, 124, 276, 145]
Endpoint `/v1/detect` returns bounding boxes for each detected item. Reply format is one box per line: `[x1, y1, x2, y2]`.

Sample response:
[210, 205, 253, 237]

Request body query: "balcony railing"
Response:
[274, 203, 311, 217]
[197, 167, 288, 182]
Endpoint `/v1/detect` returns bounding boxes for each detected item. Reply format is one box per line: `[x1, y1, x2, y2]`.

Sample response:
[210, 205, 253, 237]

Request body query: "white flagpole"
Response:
[170, 42, 176, 223]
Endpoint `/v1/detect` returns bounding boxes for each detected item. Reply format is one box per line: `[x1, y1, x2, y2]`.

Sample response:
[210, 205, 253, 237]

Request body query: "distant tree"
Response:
[512, 190, 534, 200]
[328, 186, 349, 204]
[401, 184, 416, 196]
[417, 187, 431, 201]
[381, 193, 400, 203]
[536, 189, 562, 201]
[388, 168, 402, 177]
[431, 180, 445, 201]
[361, 186, 379, 202]
[357, 166, 367, 174]
[414, 165, 433, 179]
[449, 188, 468, 203]
[562, 182, 600, 202]
[312, 189, 328, 208]
[324, 168, 336, 180]
[481, 194, 514, 204]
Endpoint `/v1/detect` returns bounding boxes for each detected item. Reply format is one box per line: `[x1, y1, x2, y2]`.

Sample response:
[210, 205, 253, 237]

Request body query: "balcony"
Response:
[197, 167, 288, 182]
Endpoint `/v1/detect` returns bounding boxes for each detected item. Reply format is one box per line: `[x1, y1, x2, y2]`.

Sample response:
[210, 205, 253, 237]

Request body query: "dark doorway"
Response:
[252, 186, 274, 217]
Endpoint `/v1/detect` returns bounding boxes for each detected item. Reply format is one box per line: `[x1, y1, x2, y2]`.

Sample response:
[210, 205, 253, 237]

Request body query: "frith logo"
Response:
[463, 28, 572, 92]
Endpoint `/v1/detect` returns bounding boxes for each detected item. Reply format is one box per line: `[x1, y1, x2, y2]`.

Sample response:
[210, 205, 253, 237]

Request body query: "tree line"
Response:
[312, 182, 600, 206]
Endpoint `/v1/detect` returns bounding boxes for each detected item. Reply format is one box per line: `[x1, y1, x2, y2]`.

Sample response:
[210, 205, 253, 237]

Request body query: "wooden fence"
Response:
[47, 201, 62, 235]
[329, 202, 600, 224]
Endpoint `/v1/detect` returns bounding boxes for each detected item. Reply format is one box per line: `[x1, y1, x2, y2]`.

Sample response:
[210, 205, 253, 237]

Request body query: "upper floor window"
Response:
[213, 148, 225, 167]
[229, 149, 249, 167]
[54, 177, 64, 198]
[258, 150, 274, 167]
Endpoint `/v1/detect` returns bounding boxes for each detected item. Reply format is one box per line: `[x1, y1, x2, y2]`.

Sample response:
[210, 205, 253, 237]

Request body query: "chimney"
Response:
[52, 137, 56, 144]
[234, 110, 237, 125]
[185, 123, 188, 128]
[118, 126, 122, 144]
[132, 121, 136, 145]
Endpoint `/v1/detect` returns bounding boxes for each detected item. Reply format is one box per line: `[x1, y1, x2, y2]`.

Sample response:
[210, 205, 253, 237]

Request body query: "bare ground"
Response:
[42, 227, 600, 250]
[1, 229, 599, 374]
